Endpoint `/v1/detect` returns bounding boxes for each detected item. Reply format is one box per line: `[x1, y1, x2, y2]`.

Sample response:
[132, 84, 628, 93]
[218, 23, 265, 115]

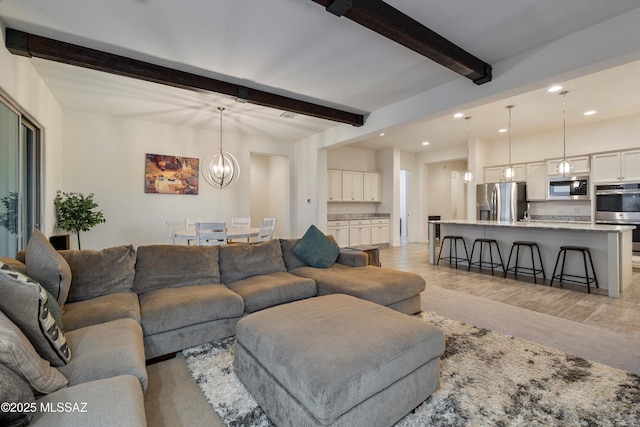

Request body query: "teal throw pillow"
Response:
[293, 225, 340, 268]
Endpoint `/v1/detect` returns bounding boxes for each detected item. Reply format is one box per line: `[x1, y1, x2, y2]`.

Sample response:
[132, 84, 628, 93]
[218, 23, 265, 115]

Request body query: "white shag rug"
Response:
[183, 312, 640, 426]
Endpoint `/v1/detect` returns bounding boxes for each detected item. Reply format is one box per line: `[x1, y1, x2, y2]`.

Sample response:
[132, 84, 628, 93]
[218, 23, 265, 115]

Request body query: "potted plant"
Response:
[54, 190, 106, 250]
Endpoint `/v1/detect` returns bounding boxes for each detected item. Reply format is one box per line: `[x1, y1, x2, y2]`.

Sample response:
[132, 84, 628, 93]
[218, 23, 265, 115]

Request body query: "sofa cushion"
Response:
[25, 229, 73, 307]
[0, 262, 71, 366]
[0, 311, 68, 394]
[279, 239, 308, 270]
[134, 245, 220, 294]
[29, 375, 147, 427]
[291, 263, 426, 307]
[62, 292, 141, 331]
[58, 318, 147, 390]
[0, 363, 35, 426]
[293, 225, 340, 268]
[139, 284, 244, 336]
[60, 245, 136, 302]
[0, 257, 27, 274]
[219, 240, 286, 284]
[227, 271, 317, 313]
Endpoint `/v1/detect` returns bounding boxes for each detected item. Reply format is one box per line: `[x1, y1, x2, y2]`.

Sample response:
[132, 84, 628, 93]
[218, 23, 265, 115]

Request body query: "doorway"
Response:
[450, 170, 465, 219]
[249, 154, 289, 238]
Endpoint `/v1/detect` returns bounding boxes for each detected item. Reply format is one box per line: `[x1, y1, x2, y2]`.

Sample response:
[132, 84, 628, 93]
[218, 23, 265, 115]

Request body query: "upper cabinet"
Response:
[328, 170, 382, 203]
[327, 169, 342, 202]
[484, 164, 525, 183]
[525, 162, 547, 201]
[363, 172, 382, 202]
[592, 149, 640, 183]
[546, 155, 590, 176]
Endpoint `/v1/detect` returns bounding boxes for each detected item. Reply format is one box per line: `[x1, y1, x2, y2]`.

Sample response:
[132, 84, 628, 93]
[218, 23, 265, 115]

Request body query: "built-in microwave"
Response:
[547, 176, 589, 200]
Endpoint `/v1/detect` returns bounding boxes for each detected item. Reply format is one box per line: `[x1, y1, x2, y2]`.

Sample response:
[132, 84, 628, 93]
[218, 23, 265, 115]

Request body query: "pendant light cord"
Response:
[218, 107, 225, 152]
[506, 105, 514, 166]
[561, 91, 567, 160]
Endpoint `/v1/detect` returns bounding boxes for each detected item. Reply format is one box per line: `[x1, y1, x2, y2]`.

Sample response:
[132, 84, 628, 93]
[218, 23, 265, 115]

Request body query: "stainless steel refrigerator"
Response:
[477, 182, 527, 222]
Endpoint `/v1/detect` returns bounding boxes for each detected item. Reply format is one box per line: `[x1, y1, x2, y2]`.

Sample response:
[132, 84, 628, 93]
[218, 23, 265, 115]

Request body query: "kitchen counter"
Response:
[428, 220, 635, 298]
[328, 213, 390, 221]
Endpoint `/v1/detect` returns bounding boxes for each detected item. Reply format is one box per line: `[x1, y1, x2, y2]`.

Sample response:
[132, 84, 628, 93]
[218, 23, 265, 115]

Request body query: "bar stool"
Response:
[504, 241, 545, 283]
[550, 246, 598, 293]
[436, 235, 469, 269]
[468, 238, 505, 276]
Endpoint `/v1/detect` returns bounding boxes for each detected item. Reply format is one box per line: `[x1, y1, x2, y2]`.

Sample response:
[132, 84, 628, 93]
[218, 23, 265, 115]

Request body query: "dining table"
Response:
[174, 227, 261, 245]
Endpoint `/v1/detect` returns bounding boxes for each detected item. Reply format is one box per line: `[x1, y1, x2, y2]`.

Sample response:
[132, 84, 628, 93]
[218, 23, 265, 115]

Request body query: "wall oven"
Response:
[595, 182, 640, 252]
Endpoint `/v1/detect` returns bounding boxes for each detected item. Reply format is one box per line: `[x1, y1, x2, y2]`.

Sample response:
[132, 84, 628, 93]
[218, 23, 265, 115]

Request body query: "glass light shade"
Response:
[461, 170, 475, 184]
[556, 159, 574, 177]
[502, 166, 517, 181]
[202, 150, 240, 189]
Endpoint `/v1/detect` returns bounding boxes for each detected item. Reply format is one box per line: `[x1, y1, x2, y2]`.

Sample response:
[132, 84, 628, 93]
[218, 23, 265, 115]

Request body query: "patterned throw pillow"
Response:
[0, 262, 71, 367]
[26, 229, 72, 308]
[293, 225, 341, 268]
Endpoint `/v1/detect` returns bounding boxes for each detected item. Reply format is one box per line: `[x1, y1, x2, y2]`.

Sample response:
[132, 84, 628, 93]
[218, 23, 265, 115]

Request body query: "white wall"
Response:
[61, 110, 293, 249]
[250, 154, 289, 238]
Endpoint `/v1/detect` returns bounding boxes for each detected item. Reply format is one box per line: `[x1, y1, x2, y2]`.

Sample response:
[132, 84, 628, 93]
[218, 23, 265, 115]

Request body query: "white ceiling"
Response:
[1, 1, 639, 149]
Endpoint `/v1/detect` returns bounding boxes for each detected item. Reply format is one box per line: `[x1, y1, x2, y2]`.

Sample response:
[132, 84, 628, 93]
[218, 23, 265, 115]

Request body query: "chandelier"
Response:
[461, 116, 475, 184]
[202, 107, 240, 189]
[502, 105, 517, 181]
[556, 91, 575, 177]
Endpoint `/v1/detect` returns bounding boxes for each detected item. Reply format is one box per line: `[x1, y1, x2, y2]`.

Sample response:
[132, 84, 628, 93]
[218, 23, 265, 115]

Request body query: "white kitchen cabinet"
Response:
[592, 150, 640, 183]
[342, 171, 364, 202]
[546, 155, 590, 176]
[327, 221, 349, 247]
[327, 169, 342, 202]
[349, 219, 371, 246]
[484, 164, 525, 183]
[370, 218, 389, 245]
[525, 162, 547, 201]
[363, 172, 382, 202]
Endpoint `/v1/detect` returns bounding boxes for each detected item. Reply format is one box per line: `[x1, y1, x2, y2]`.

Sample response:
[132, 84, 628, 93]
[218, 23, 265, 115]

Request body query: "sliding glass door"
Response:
[0, 98, 41, 258]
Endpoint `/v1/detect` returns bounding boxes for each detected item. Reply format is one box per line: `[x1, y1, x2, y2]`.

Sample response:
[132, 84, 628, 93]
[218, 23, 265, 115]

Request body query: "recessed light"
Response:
[548, 85, 563, 93]
[498, 128, 507, 133]
[379, 133, 385, 136]
[422, 141, 430, 146]
[454, 113, 464, 118]
[584, 110, 597, 116]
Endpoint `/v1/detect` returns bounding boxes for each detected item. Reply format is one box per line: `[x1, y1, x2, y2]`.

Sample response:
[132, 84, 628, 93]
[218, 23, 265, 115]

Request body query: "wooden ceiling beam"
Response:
[5, 28, 365, 127]
[312, 0, 492, 85]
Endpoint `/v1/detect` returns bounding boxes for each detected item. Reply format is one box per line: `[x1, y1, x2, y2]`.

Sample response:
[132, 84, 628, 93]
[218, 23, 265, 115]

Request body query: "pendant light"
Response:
[202, 107, 240, 189]
[502, 105, 517, 181]
[556, 91, 575, 177]
[461, 116, 475, 184]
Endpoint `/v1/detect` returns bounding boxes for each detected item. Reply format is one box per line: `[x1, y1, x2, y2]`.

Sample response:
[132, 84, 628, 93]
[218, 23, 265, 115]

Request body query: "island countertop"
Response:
[432, 219, 635, 234]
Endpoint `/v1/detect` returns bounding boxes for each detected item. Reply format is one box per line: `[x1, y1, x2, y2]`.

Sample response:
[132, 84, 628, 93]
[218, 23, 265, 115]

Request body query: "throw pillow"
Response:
[0, 311, 68, 394]
[25, 229, 73, 308]
[0, 363, 36, 426]
[60, 245, 136, 302]
[293, 225, 340, 268]
[0, 262, 71, 367]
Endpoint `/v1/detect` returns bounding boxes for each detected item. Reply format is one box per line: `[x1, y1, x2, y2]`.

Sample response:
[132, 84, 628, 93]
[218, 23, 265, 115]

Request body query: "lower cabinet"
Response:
[370, 219, 390, 245]
[349, 220, 371, 246]
[327, 221, 350, 247]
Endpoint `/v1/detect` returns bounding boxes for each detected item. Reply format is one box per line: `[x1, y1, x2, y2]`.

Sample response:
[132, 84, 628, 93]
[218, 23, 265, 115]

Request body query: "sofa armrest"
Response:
[337, 249, 368, 267]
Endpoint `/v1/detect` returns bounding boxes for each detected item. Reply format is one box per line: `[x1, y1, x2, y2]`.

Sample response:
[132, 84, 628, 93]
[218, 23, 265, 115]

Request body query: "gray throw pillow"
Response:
[60, 245, 136, 302]
[293, 225, 340, 268]
[0, 363, 36, 426]
[25, 229, 72, 308]
[0, 311, 68, 394]
[0, 262, 71, 367]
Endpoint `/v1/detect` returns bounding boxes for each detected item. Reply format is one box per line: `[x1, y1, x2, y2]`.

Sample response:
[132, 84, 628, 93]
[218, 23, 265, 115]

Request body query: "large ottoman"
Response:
[234, 294, 445, 426]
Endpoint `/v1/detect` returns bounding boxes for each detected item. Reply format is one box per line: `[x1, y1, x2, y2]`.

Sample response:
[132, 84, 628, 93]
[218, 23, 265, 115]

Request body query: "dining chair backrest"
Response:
[257, 218, 277, 241]
[165, 220, 175, 245]
[185, 217, 207, 230]
[231, 217, 251, 229]
[196, 221, 227, 246]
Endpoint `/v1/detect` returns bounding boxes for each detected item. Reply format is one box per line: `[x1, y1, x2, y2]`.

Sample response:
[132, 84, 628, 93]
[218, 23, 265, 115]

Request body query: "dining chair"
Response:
[256, 218, 277, 241]
[229, 217, 251, 243]
[185, 217, 207, 230]
[165, 220, 175, 245]
[196, 221, 227, 246]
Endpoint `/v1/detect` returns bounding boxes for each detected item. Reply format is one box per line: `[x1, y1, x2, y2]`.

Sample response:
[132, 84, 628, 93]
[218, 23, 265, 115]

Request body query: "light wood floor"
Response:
[379, 243, 640, 340]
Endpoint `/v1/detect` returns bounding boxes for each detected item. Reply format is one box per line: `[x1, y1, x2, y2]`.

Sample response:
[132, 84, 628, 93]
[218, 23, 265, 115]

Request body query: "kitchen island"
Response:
[428, 220, 635, 297]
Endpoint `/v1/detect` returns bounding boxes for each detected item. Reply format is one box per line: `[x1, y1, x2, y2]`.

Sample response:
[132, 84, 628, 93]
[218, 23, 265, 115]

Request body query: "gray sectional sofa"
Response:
[1, 231, 425, 427]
